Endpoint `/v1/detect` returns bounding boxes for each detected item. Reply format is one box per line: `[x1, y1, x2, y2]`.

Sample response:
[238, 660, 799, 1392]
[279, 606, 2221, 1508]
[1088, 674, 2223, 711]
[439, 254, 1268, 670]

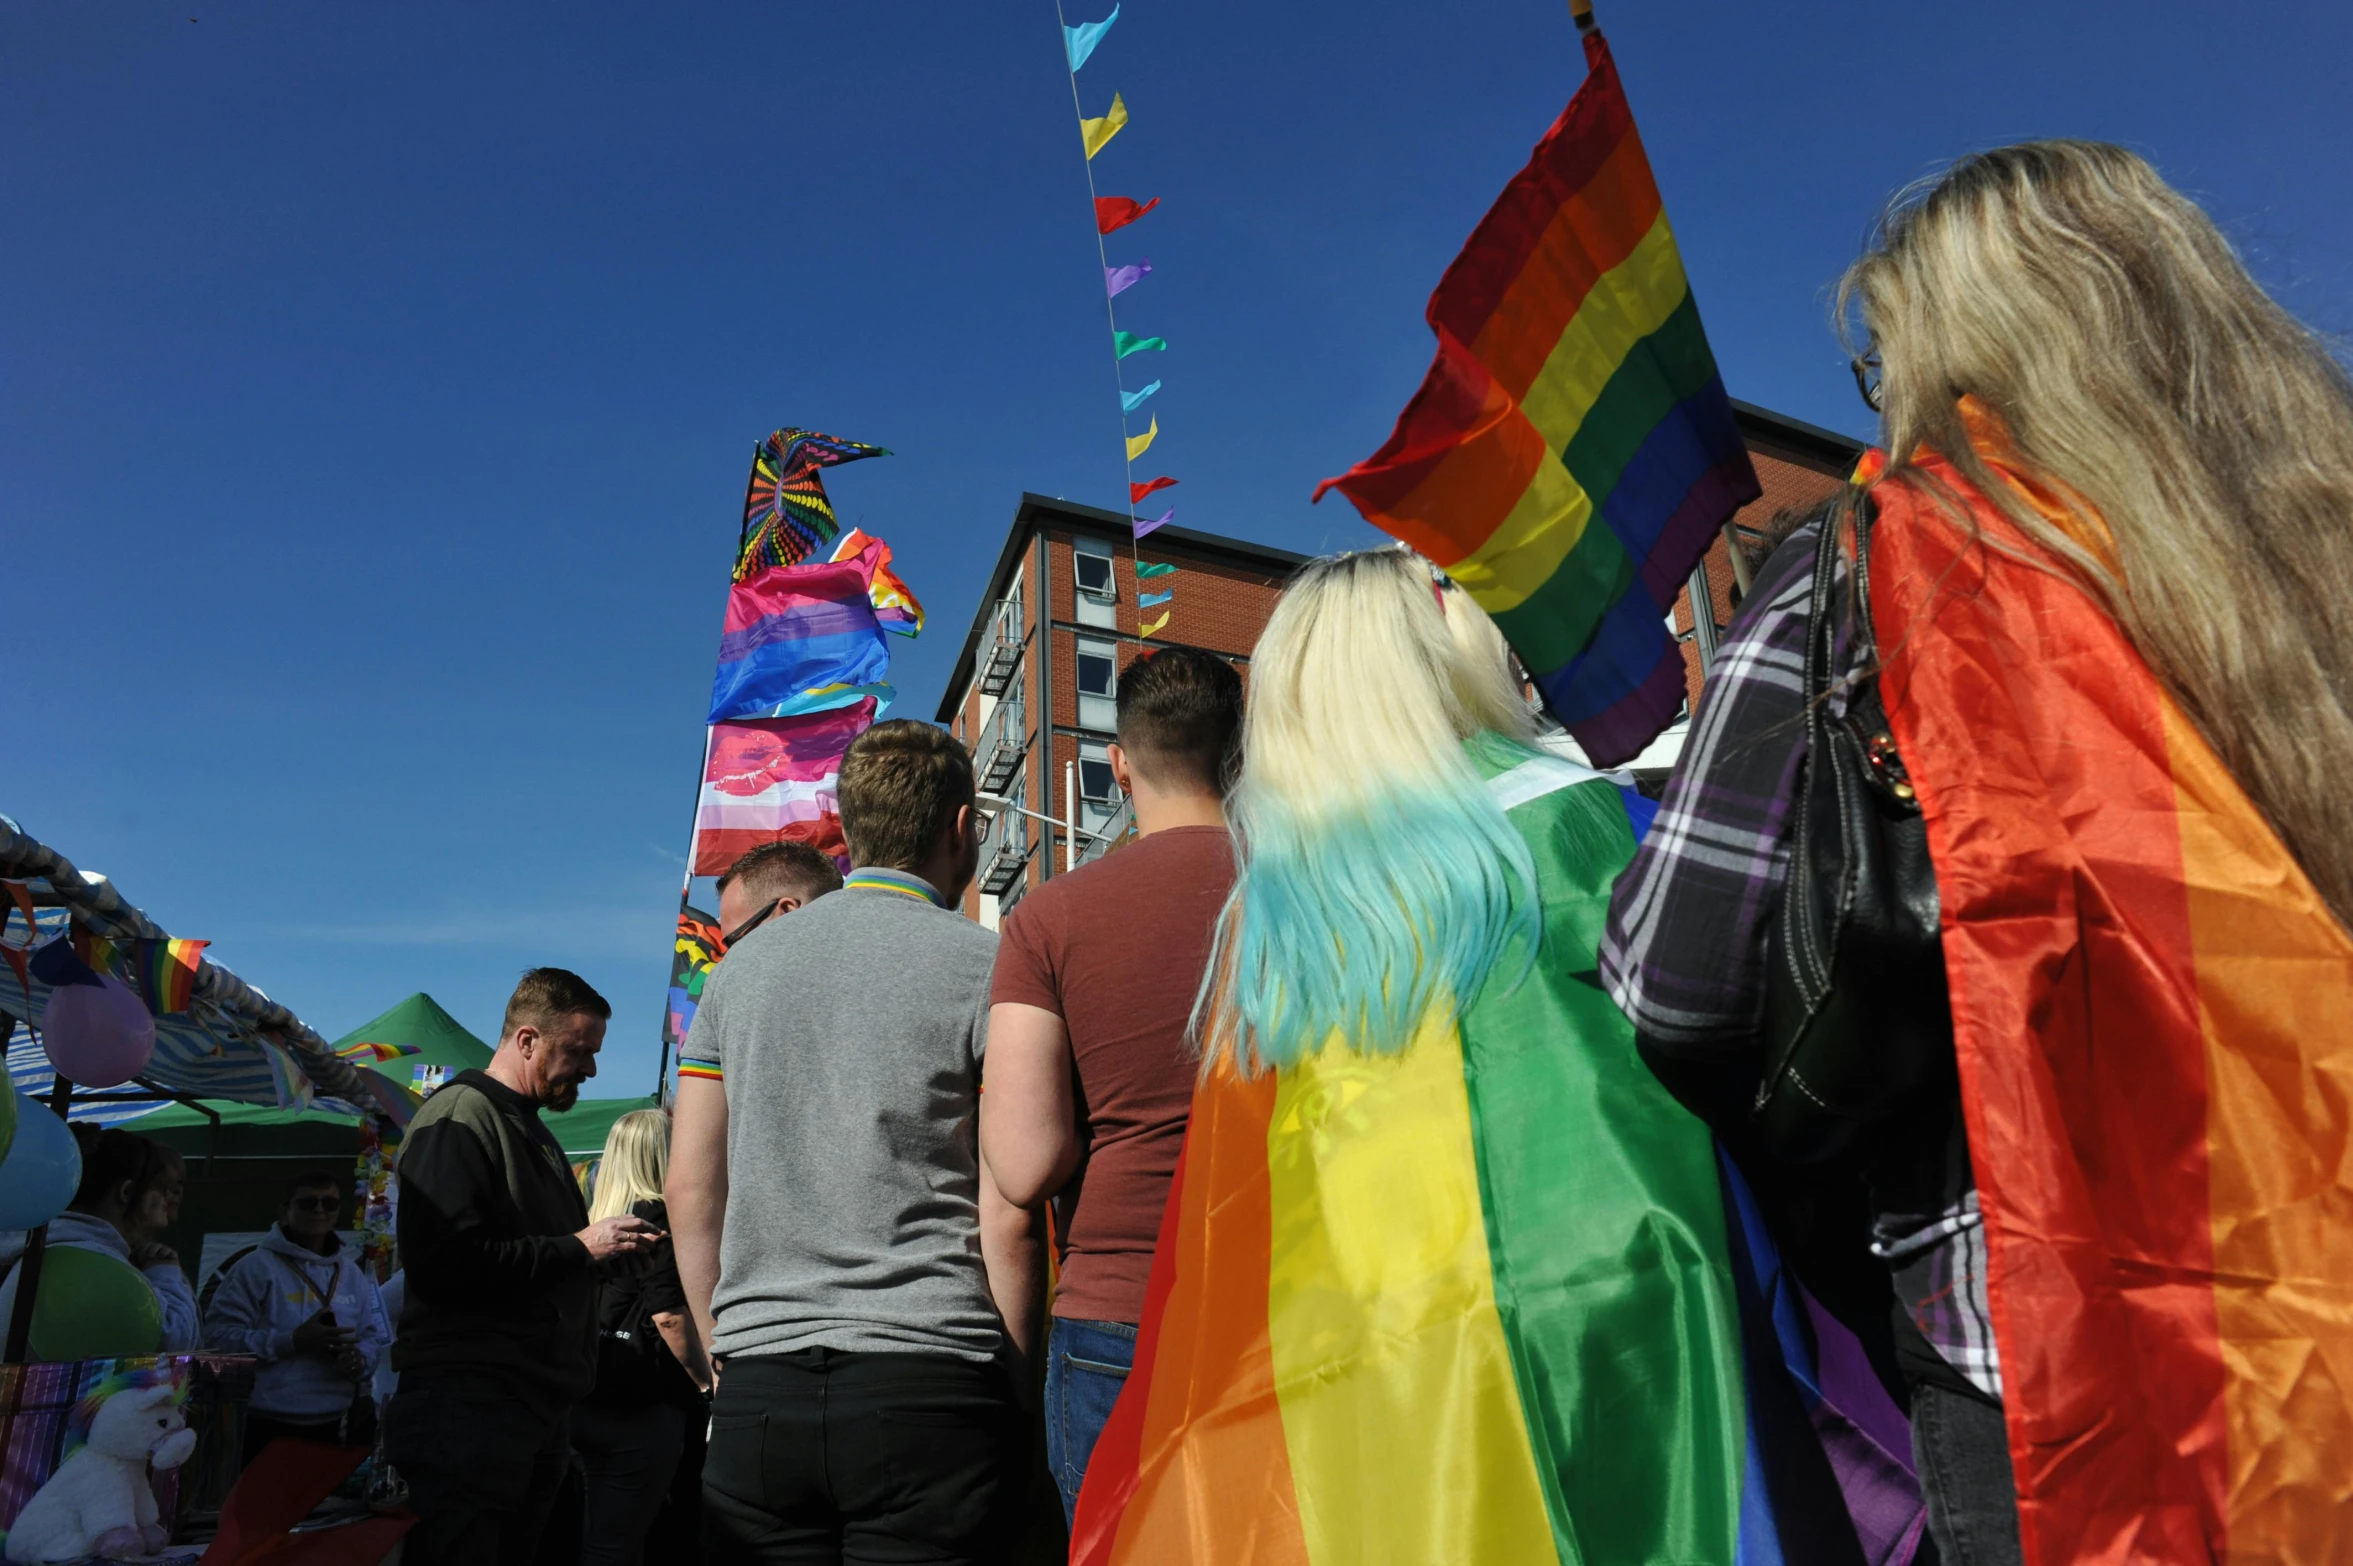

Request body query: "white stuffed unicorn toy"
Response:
[3, 1384, 197, 1563]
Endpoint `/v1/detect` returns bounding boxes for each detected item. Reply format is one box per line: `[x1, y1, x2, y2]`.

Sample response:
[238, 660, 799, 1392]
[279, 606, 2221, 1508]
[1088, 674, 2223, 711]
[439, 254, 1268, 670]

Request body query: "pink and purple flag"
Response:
[690, 699, 875, 876]
[710, 542, 893, 722]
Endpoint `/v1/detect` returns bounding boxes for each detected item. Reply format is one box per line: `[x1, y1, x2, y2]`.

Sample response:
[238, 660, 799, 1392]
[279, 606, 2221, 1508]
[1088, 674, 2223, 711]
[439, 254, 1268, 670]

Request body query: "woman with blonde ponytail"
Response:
[1607, 141, 2353, 1566]
[1071, 549, 1904, 1565]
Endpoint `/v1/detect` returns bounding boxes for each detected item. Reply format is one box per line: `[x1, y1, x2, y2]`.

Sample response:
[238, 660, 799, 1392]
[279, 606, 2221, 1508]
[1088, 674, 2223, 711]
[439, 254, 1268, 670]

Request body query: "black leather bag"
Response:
[1756, 495, 1953, 1165]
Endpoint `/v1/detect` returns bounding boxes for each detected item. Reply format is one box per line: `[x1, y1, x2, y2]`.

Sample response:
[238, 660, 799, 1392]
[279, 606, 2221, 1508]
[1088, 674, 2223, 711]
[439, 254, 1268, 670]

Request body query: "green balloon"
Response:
[0, 1085, 14, 1170]
[27, 1247, 163, 1362]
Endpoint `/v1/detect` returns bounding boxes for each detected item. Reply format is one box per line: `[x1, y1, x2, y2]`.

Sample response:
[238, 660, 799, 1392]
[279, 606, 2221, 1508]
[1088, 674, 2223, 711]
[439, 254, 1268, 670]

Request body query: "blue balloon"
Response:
[0, 1094, 81, 1229]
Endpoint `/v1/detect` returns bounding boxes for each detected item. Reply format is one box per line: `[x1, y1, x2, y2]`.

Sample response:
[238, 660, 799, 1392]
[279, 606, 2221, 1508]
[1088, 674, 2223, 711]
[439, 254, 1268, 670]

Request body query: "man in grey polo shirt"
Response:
[669, 718, 1046, 1565]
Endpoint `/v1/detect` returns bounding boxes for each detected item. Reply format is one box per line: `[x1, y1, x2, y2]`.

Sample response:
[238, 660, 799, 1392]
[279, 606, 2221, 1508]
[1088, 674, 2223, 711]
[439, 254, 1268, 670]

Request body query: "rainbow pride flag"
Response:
[735, 428, 889, 580]
[1316, 32, 1758, 766]
[709, 542, 892, 723]
[1073, 743, 1917, 1565]
[134, 937, 205, 1015]
[335, 1039, 422, 1064]
[1871, 408, 2353, 1564]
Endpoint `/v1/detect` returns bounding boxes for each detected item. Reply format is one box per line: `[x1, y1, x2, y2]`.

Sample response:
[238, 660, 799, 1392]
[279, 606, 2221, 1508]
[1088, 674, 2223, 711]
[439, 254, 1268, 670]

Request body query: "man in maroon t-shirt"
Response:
[980, 645, 1242, 1522]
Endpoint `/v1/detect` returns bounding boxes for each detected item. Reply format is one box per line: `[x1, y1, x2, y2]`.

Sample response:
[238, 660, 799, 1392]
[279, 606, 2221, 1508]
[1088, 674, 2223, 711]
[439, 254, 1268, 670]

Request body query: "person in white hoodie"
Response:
[0, 1127, 200, 1354]
[202, 1170, 389, 1459]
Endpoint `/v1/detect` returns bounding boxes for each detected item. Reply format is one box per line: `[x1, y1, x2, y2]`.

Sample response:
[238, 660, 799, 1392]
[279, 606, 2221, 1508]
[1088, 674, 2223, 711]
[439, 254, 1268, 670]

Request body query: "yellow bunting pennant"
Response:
[1139, 610, 1171, 638]
[1125, 415, 1158, 462]
[1081, 93, 1129, 160]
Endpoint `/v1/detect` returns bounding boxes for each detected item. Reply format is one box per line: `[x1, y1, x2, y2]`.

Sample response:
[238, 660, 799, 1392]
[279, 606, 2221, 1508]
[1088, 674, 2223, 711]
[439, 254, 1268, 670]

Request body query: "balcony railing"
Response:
[978, 801, 1032, 896]
[973, 693, 1030, 798]
[979, 596, 1026, 698]
[1076, 795, 1135, 866]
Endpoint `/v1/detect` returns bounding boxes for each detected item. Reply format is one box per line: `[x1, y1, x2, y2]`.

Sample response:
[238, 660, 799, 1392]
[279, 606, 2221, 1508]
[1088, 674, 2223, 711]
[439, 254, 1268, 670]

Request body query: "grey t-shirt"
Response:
[679, 870, 1003, 1363]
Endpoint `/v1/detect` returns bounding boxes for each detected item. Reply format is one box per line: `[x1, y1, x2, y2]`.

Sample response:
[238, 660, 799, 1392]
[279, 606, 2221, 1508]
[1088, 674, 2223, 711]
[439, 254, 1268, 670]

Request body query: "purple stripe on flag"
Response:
[1543, 651, 1686, 769]
[715, 600, 878, 663]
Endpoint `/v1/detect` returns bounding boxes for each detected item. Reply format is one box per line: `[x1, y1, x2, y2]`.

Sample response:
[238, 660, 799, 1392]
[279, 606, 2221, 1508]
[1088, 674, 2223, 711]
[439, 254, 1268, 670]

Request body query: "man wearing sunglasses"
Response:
[715, 839, 844, 950]
[203, 1170, 390, 1460]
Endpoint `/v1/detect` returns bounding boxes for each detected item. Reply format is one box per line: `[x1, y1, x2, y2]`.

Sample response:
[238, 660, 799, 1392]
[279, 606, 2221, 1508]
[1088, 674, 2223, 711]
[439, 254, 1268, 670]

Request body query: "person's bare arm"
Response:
[651, 1310, 713, 1394]
[666, 1075, 730, 1357]
[977, 1152, 1049, 1384]
[979, 1003, 1082, 1209]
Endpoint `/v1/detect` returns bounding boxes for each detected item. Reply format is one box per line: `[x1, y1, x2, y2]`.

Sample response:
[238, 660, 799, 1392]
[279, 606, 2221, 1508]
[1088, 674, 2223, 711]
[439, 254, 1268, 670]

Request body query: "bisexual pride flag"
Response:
[709, 540, 893, 723]
[1317, 30, 1759, 767]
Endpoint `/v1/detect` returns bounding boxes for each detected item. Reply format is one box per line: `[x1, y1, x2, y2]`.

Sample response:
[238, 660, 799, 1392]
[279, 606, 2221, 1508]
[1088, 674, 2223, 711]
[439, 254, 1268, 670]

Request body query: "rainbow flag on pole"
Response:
[1873, 410, 2353, 1564]
[1317, 31, 1758, 766]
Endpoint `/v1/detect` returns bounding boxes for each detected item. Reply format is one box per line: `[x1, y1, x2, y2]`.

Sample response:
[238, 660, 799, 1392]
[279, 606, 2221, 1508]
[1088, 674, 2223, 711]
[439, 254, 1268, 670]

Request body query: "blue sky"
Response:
[6, 0, 2347, 1094]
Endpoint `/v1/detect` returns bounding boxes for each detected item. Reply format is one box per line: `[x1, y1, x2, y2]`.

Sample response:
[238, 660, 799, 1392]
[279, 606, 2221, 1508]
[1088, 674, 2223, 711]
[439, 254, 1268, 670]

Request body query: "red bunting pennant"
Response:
[1095, 195, 1160, 235]
[1130, 476, 1179, 504]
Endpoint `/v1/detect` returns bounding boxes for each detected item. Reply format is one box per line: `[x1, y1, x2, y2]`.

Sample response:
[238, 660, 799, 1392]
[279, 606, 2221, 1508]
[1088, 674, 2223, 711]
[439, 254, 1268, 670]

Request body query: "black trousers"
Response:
[383, 1372, 571, 1566]
[1911, 1382, 2023, 1566]
[702, 1350, 1025, 1566]
[575, 1399, 689, 1566]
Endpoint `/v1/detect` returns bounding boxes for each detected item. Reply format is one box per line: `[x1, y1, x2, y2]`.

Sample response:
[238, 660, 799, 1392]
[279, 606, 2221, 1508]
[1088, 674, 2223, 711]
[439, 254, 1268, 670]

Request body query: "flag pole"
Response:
[657, 451, 764, 1102]
[1569, 0, 1598, 33]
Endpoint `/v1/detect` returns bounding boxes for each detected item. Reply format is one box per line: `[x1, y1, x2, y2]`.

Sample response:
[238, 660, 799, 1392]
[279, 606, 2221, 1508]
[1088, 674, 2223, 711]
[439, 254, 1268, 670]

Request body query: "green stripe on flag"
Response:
[1454, 733, 1748, 1562]
[1559, 291, 1720, 505]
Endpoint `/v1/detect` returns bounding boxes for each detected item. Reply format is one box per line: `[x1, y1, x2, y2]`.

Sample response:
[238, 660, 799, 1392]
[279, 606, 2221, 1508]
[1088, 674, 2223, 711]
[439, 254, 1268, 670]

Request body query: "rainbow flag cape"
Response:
[1316, 32, 1759, 767]
[735, 428, 890, 580]
[830, 527, 926, 636]
[690, 697, 873, 875]
[709, 542, 893, 722]
[1871, 409, 2353, 1564]
[1073, 740, 1917, 1565]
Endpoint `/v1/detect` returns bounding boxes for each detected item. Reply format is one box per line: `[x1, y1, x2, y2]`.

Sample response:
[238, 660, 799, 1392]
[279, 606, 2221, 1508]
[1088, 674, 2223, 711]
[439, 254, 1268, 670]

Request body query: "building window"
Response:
[1074, 537, 1117, 629]
[1076, 636, 1118, 733]
[1078, 741, 1121, 834]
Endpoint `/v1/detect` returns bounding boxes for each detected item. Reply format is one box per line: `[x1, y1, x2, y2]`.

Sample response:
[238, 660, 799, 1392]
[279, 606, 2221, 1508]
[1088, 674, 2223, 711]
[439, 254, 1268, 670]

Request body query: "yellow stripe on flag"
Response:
[1126, 415, 1158, 462]
[1411, 211, 1689, 614]
[1082, 93, 1129, 160]
[1264, 1014, 1558, 1563]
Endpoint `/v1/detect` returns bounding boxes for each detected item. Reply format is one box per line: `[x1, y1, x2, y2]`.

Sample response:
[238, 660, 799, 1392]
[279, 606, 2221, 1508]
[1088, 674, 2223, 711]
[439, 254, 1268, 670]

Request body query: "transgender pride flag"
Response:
[709, 540, 893, 722]
[690, 698, 874, 875]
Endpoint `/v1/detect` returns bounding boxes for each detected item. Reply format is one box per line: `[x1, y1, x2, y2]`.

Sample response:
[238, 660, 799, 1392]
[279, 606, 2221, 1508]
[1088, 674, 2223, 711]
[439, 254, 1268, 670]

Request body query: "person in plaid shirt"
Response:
[1598, 498, 2002, 1525]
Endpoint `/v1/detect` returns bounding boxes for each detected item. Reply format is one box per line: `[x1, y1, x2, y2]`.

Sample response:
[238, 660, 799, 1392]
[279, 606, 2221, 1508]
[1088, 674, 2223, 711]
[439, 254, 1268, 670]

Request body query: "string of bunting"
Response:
[1059, 1, 1182, 641]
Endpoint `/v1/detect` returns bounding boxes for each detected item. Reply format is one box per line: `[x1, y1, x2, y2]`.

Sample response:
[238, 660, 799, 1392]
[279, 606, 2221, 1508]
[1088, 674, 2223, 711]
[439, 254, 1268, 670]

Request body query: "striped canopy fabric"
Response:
[1317, 31, 1759, 766]
[1870, 414, 2353, 1563]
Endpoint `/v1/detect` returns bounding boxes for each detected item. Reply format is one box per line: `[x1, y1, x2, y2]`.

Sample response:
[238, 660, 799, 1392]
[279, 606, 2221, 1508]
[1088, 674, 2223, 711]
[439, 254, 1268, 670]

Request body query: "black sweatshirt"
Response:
[390, 1069, 595, 1415]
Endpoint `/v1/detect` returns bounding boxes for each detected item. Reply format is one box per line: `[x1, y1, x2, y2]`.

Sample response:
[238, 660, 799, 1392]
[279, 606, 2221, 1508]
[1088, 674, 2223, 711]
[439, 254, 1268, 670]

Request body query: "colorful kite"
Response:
[735, 428, 891, 582]
[1315, 30, 1760, 766]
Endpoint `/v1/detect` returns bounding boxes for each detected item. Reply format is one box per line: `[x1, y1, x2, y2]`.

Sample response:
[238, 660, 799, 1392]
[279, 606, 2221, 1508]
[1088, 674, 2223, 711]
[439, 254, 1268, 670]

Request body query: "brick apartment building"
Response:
[935, 402, 1861, 926]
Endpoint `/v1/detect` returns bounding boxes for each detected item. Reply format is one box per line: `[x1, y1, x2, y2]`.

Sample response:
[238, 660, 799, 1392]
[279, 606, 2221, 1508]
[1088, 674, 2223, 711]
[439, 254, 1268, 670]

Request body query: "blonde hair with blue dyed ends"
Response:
[1198, 547, 1542, 1072]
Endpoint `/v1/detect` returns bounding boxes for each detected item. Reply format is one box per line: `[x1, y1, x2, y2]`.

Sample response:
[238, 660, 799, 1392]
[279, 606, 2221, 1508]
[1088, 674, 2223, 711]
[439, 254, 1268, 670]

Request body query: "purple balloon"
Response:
[41, 975, 156, 1089]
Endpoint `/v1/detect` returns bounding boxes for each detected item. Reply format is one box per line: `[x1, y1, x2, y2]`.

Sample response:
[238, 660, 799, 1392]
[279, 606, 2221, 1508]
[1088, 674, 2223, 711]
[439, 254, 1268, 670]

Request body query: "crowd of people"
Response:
[5, 137, 2348, 1565]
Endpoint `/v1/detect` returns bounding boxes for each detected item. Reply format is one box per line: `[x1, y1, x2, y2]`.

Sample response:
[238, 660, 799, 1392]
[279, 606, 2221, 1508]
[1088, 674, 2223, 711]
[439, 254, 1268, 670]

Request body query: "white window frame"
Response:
[1075, 636, 1118, 733]
[1078, 741, 1121, 834]
[1074, 537, 1117, 628]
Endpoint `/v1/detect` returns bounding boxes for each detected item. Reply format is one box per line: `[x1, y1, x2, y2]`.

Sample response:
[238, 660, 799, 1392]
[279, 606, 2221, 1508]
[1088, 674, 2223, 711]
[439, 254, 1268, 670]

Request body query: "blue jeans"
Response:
[1043, 1317, 1136, 1525]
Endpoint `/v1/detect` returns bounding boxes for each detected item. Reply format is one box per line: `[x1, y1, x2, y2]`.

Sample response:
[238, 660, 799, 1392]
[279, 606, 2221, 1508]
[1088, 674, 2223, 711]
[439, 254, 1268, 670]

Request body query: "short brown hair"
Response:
[837, 720, 974, 871]
[501, 966, 612, 1041]
[719, 840, 844, 907]
[1116, 646, 1243, 795]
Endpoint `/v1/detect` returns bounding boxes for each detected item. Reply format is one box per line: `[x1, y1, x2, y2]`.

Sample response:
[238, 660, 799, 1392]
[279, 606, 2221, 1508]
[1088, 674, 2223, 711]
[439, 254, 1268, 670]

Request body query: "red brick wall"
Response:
[1670, 449, 1848, 710]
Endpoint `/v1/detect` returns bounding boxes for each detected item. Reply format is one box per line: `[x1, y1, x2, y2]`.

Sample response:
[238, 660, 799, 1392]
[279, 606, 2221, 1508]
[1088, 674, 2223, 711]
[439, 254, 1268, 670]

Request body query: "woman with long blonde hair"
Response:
[576, 1107, 710, 1566]
[1607, 141, 2353, 1565]
[1072, 550, 1901, 1564]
